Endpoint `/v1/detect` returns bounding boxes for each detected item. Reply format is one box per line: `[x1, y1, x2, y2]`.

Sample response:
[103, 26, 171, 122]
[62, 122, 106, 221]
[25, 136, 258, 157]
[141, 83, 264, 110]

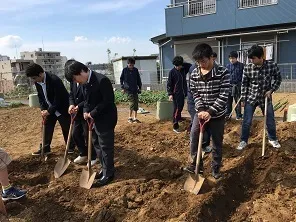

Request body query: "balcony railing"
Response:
[168, 0, 216, 17]
[239, 0, 278, 8]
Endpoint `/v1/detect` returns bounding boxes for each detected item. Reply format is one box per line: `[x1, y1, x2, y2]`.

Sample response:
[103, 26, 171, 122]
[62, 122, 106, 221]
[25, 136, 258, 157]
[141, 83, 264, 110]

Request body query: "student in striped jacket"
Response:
[183, 43, 230, 179]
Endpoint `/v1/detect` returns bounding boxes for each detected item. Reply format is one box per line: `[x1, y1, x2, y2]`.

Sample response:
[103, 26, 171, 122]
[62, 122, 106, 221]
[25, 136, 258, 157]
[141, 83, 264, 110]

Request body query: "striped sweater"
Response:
[189, 63, 230, 119]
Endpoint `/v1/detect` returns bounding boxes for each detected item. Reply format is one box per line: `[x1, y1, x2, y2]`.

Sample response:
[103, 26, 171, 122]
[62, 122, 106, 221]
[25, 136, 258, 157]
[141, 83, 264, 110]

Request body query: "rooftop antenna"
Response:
[42, 37, 45, 51]
[15, 44, 18, 59]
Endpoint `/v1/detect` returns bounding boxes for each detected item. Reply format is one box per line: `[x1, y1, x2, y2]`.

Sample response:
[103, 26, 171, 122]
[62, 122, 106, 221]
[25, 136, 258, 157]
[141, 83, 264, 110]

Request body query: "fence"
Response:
[2, 64, 296, 99]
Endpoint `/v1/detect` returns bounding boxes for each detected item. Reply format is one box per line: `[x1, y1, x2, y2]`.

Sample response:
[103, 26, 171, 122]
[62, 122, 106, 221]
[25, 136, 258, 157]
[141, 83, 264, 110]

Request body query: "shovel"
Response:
[262, 97, 268, 157]
[184, 119, 206, 195]
[79, 118, 96, 189]
[40, 116, 48, 162]
[225, 97, 242, 121]
[54, 113, 76, 178]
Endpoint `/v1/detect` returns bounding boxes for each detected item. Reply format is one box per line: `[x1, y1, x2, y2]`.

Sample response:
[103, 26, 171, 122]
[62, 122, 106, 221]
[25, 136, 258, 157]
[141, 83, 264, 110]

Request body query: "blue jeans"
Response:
[240, 101, 277, 143]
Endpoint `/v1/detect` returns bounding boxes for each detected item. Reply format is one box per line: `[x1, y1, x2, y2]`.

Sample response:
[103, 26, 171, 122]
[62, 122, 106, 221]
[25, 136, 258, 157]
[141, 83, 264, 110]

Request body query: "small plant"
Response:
[114, 90, 168, 105]
[8, 102, 24, 108]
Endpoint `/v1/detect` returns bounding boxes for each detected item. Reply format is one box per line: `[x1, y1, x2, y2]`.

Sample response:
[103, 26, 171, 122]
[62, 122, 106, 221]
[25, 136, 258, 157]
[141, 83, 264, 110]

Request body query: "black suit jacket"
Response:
[69, 82, 85, 118]
[83, 71, 117, 131]
[35, 72, 69, 116]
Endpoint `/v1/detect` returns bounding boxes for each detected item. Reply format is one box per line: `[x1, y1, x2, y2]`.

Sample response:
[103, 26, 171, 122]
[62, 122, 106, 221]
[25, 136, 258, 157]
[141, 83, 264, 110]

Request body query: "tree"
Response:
[107, 48, 111, 63]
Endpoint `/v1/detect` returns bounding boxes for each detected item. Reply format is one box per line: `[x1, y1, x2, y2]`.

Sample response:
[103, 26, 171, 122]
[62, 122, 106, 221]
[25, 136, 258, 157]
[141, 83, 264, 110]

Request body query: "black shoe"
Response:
[95, 170, 103, 179]
[95, 175, 114, 187]
[183, 165, 203, 174]
[32, 149, 51, 156]
[212, 168, 221, 179]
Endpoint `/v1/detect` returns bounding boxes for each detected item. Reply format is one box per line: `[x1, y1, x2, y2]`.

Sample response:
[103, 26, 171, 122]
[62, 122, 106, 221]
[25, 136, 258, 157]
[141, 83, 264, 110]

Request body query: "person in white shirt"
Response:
[25, 63, 75, 155]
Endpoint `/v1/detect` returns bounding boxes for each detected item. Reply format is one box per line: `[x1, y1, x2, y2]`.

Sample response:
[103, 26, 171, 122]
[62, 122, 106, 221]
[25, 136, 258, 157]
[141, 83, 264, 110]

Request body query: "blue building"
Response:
[151, 0, 296, 81]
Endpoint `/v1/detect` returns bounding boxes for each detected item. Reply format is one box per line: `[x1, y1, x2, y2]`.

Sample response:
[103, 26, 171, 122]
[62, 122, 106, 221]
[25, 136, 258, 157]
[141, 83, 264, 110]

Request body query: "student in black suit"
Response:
[25, 63, 75, 155]
[65, 60, 97, 166]
[65, 61, 117, 187]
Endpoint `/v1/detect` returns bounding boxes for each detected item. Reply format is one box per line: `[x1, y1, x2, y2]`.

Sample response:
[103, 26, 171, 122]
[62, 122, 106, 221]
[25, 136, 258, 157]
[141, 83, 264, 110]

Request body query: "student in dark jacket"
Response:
[167, 56, 191, 133]
[120, 57, 142, 123]
[25, 63, 75, 155]
[183, 43, 230, 179]
[65, 60, 97, 166]
[65, 61, 117, 187]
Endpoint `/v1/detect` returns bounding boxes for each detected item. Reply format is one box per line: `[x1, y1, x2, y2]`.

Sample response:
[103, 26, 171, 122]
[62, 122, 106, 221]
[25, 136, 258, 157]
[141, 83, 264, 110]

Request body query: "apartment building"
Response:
[0, 59, 32, 93]
[0, 54, 10, 61]
[20, 48, 65, 76]
[151, 0, 296, 80]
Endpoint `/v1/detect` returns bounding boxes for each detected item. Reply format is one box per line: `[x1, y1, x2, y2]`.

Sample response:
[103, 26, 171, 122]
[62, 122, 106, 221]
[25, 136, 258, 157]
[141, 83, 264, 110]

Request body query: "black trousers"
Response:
[173, 94, 185, 128]
[190, 116, 225, 170]
[72, 117, 96, 160]
[43, 114, 75, 152]
[92, 126, 115, 177]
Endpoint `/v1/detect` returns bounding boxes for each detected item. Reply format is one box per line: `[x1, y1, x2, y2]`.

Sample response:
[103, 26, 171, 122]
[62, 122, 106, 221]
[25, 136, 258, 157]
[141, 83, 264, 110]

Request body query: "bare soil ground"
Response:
[0, 93, 295, 222]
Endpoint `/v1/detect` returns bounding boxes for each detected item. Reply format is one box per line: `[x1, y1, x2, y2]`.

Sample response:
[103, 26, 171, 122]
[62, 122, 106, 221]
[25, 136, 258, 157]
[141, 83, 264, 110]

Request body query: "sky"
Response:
[0, 0, 167, 63]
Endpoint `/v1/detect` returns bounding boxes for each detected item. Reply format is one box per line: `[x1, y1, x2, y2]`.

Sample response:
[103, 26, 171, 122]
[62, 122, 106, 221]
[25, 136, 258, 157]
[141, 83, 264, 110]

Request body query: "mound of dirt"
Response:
[0, 107, 295, 222]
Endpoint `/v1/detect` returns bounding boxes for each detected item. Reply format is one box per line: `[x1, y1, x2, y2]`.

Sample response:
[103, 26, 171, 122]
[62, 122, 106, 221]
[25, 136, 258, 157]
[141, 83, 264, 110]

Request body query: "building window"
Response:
[184, 0, 216, 17]
[239, 0, 278, 8]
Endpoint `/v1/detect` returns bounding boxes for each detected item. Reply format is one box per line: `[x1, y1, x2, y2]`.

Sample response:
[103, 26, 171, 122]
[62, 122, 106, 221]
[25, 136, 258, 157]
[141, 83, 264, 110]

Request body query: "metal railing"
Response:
[168, 0, 216, 17]
[185, 0, 216, 16]
[239, 0, 278, 8]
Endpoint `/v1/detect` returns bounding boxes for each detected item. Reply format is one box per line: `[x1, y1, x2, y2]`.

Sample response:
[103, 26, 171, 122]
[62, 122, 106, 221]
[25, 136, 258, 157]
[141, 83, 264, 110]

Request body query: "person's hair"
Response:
[127, 57, 135, 64]
[25, 63, 44, 77]
[172, 56, 183, 66]
[248, 45, 264, 59]
[64, 59, 76, 82]
[65, 61, 88, 82]
[192, 43, 213, 61]
[229, 51, 238, 58]
[212, 52, 217, 58]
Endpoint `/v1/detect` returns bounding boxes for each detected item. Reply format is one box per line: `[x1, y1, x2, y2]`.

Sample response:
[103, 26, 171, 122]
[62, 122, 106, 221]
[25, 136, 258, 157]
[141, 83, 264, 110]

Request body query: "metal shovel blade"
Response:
[184, 173, 205, 195]
[54, 158, 71, 178]
[79, 169, 96, 189]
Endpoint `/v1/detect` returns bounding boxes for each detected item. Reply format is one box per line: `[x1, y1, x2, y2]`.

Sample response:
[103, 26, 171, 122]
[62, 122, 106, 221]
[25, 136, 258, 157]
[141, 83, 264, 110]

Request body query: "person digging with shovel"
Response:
[183, 43, 230, 179]
[65, 61, 117, 187]
[25, 63, 75, 156]
[237, 45, 282, 151]
[187, 63, 212, 154]
[65, 60, 98, 167]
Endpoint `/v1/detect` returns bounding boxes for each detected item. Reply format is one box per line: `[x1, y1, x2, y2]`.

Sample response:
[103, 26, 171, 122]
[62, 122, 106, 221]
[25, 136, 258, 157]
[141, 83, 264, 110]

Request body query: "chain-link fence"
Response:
[1, 64, 296, 99]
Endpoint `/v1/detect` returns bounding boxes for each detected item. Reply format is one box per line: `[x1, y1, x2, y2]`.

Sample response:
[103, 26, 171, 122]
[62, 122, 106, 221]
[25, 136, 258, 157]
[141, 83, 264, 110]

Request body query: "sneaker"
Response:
[236, 117, 243, 120]
[128, 118, 133, 123]
[211, 168, 221, 179]
[183, 164, 203, 174]
[87, 159, 98, 167]
[202, 146, 212, 153]
[133, 119, 141, 123]
[268, 140, 281, 149]
[237, 141, 247, 150]
[2, 187, 27, 201]
[73, 155, 87, 164]
[67, 149, 74, 154]
[32, 149, 51, 156]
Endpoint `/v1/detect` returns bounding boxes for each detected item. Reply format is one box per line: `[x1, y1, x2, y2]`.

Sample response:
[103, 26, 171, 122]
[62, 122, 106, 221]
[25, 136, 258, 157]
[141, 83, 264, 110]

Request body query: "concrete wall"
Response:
[113, 59, 158, 84]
